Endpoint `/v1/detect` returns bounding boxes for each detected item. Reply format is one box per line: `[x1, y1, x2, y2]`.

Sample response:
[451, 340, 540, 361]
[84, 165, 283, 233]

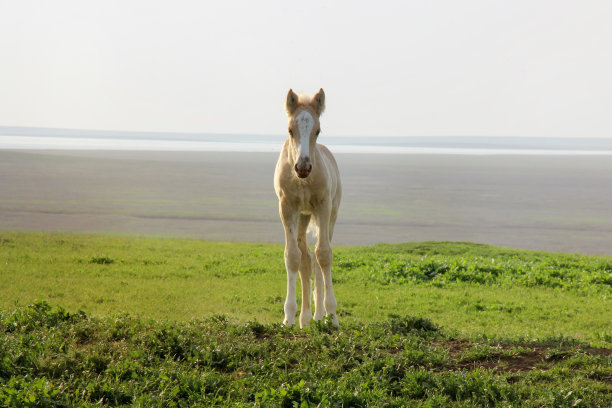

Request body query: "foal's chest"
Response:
[288, 182, 319, 213]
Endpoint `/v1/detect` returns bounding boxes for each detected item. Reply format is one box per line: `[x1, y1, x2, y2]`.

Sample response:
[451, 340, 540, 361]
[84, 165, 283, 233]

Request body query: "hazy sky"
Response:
[1, 1, 611, 138]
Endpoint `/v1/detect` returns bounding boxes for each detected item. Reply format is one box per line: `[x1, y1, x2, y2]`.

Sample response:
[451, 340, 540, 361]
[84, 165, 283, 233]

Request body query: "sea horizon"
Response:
[2, 126, 612, 155]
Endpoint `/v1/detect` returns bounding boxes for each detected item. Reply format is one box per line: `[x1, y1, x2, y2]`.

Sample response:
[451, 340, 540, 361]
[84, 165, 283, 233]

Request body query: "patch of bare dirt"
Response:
[432, 339, 611, 374]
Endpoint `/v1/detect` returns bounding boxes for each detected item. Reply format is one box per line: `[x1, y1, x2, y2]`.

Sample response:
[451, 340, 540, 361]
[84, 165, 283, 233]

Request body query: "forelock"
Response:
[297, 93, 313, 106]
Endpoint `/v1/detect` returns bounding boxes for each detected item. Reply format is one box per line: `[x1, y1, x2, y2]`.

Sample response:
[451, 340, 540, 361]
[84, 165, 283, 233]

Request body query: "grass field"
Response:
[1, 232, 611, 406]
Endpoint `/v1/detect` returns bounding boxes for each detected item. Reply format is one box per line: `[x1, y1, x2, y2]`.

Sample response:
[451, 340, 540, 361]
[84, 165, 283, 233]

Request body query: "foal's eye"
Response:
[316, 129, 321, 136]
[288, 129, 293, 136]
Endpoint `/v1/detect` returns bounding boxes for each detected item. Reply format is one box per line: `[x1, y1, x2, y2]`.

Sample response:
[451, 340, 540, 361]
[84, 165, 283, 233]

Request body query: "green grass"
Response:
[1, 232, 610, 346]
[0, 302, 610, 407]
[0, 232, 611, 405]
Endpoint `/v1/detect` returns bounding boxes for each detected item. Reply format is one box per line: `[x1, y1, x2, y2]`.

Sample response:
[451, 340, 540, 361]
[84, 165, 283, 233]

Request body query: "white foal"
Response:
[274, 88, 342, 328]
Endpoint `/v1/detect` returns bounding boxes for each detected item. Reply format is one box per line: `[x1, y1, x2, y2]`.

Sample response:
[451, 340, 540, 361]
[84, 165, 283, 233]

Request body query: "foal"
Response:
[274, 88, 342, 327]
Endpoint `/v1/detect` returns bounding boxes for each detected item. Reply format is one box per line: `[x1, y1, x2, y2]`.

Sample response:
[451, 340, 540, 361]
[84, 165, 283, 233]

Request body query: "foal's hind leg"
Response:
[312, 260, 325, 321]
[297, 214, 313, 328]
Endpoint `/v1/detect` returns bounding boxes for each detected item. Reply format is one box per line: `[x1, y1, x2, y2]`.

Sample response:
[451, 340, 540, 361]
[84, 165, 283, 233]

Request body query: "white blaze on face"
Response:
[295, 110, 314, 160]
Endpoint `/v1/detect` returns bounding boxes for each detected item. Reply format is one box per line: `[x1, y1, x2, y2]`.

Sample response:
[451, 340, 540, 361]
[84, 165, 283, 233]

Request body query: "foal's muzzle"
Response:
[295, 159, 312, 178]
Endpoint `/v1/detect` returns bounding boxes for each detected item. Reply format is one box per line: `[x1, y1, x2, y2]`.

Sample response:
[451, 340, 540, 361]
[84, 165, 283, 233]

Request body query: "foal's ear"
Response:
[285, 89, 299, 116]
[311, 88, 325, 115]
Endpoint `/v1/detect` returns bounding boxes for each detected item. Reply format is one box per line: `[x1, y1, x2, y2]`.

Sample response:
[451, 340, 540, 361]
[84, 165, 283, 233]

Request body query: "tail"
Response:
[306, 217, 318, 247]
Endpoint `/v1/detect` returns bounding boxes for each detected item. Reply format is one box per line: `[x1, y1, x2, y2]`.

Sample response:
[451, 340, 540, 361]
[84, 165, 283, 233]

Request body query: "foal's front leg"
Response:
[280, 202, 300, 326]
[314, 203, 339, 326]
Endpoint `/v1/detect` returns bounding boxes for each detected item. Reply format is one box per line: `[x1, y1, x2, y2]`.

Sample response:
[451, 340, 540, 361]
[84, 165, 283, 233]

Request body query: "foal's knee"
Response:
[315, 244, 332, 270]
[284, 246, 301, 272]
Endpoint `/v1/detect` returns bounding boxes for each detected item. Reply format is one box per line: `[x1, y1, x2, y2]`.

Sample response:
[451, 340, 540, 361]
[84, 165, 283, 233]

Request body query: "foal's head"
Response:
[285, 88, 326, 179]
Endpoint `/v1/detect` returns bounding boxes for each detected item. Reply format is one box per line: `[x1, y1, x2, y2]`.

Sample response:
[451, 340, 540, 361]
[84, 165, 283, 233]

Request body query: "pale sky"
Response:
[1, 0, 611, 138]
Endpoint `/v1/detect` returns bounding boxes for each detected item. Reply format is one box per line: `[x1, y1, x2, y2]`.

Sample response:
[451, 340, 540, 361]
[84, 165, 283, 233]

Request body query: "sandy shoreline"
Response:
[1, 149, 611, 255]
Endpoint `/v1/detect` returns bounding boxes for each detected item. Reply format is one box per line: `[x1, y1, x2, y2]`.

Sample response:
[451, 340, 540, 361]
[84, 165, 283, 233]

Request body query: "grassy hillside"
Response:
[0, 232, 610, 406]
[0, 302, 610, 407]
[1, 233, 610, 345]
